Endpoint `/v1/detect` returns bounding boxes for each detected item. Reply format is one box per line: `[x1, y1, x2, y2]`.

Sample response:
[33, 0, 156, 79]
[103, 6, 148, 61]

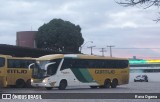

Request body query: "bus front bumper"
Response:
[31, 81, 56, 87]
[31, 78, 56, 87]
[31, 82, 51, 87]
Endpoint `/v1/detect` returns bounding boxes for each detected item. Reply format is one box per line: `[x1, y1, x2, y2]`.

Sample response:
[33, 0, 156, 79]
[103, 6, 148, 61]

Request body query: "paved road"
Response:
[0, 82, 160, 102]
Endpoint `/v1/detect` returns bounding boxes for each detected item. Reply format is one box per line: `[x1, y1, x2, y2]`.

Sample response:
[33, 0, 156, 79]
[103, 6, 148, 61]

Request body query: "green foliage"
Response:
[35, 19, 84, 53]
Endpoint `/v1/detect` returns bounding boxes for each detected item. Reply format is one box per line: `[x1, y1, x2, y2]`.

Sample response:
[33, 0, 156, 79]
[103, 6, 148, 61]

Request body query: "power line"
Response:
[80, 41, 93, 52]
[113, 48, 160, 49]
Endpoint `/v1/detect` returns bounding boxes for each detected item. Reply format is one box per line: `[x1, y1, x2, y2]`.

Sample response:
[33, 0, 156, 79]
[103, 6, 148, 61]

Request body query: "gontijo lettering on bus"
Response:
[95, 70, 115, 74]
[7, 70, 27, 74]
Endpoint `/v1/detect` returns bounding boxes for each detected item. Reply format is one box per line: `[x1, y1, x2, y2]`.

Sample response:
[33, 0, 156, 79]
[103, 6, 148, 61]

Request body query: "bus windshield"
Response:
[32, 59, 61, 79]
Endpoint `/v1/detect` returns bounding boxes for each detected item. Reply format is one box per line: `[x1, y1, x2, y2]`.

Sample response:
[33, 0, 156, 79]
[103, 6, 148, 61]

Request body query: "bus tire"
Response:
[58, 80, 67, 90]
[26, 79, 32, 88]
[90, 86, 98, 88]
[45, 87, 53, 90]
[104, 79, 111, 88]
[16, 79, 25, 88]
[111, 79, 118, 88]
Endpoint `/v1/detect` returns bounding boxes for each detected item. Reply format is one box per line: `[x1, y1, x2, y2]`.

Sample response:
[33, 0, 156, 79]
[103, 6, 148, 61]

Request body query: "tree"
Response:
[116, 0, 160, 7]
[116, 0, 160, 21]
[35, 19, 84, 53]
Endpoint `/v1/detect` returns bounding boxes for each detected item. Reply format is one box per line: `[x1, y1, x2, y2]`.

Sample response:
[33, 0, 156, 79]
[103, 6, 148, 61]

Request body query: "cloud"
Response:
[0, 0, 160, 58]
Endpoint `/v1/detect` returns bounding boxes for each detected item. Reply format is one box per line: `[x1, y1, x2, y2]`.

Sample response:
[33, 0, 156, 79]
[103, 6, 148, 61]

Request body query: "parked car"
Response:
[134, 75, 148, 82]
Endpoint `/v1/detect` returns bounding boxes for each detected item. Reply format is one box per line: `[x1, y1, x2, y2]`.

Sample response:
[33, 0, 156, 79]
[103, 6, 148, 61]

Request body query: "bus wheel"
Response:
[45, 87, 53, 90]
[16, 79, 25, 88]
[26, 79, 32, 88]
[90, 86, 98, 89]
[111, 79, 118, 88]
[58, 80, 67, 90]
[104, 79, 111, 88]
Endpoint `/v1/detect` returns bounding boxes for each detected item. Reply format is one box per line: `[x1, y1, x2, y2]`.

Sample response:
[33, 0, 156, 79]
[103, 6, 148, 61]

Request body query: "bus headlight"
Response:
[42, 79, 47, 83]
[31, 79, 33, 83]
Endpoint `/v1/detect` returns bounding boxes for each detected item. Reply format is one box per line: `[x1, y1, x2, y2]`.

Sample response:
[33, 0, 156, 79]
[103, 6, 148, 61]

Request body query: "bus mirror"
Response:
[45, 62, 56, 70]
[28, 63, 35, 70]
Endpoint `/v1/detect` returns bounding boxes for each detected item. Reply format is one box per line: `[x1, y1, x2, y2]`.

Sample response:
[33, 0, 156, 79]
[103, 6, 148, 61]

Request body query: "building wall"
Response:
[16, 31, 37, 48]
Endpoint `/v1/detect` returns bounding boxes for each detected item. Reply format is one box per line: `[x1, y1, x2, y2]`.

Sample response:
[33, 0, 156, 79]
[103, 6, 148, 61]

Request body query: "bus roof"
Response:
[37, 54, 64, 60]
[36, 54, 128, 60]
[0, 54, 12, 57]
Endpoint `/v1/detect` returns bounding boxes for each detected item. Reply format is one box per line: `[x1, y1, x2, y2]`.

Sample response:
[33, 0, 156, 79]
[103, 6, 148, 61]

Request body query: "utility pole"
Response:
[87, 46, 96, 55]
[107, 45, 115, 57]
[100, 48, 107, 56]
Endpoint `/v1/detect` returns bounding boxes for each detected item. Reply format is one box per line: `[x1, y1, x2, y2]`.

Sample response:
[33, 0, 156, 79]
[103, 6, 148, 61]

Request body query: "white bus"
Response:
[30, 54, 129, 90]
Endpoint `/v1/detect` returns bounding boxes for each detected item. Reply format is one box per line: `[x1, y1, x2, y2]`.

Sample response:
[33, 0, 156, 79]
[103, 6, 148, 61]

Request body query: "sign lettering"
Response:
[7, 70, 27, 74]
[95, 70, 115, 74]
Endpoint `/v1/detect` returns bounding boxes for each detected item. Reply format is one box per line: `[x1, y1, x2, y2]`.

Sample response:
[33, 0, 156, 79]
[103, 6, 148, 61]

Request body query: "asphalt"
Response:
[0, 82, 160, 102]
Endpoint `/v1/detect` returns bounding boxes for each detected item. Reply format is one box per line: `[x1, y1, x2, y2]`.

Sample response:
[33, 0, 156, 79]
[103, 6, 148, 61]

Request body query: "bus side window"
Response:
[15, 60, 20, 68]
[61, 59, 67, 70]
[8, 60, 12, 68]
[47, 64, 56, 75]
[88, 59, 94, 68]
[0, 57, 5, 67]
[20, 60, 25, 68]
[24, 60, 29, 68]
[96, 60, 102, 68]
[77, 59, 84, 68]
[8, 59, 15, 68]
[101, 60, 106, 68]
[120, 60, 127, 68]
[90, 60, 97, 68]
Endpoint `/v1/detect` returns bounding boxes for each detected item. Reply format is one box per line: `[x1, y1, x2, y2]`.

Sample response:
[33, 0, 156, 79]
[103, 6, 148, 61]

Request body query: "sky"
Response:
[0, 0, 160, 59]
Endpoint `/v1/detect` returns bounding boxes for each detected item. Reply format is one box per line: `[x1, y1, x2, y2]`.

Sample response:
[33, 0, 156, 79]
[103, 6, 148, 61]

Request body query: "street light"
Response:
[80, 41, 93, 52]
